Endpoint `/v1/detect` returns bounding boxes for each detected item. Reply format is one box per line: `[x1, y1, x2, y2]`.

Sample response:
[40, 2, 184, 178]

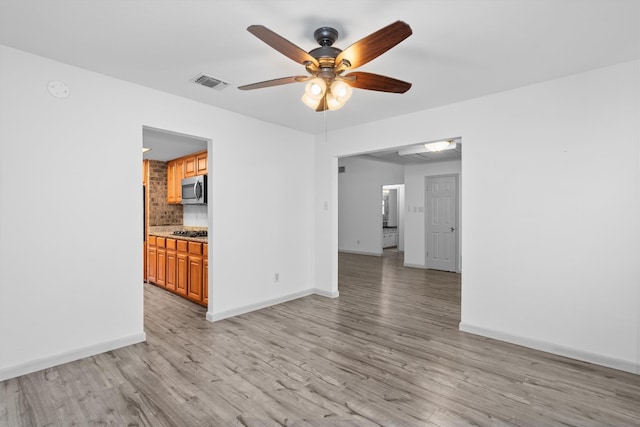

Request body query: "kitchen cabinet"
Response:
[184, 156, 196, 178]
[167, 151, 206, 203]
[196, 151, 208, 175]
[187, 242, 203, 302]
[143, 242, 147, 282]
[184, 150, 207, 178]
[383, 228, 398, 248]
[142, 160, 149, 185]
[156, 237, 166, 287]
[176, 240, 188, 296]
[165, 238, 177, 292]
[203, 243, 208, 305]
[167, 158, 184, 204]
[147, 235, 207, 307]
[147, 236, 157, 283]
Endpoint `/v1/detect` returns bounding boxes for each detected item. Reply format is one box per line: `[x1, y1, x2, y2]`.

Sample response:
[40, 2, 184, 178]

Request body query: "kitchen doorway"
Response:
[142, 126, 211, 312]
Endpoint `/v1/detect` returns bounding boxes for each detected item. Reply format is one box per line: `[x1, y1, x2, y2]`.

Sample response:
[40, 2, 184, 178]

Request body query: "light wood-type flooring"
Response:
[2, 251, 639, 426]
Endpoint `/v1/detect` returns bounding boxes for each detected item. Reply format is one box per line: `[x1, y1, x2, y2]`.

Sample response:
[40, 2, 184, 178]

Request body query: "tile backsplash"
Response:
[183, 204, 208, 227]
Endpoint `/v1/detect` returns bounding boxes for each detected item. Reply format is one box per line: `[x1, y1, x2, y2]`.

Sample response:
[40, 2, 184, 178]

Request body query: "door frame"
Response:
[425, 173, 460, 272]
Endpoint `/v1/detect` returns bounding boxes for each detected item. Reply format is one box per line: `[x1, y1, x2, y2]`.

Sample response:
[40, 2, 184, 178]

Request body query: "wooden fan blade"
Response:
[344, 72, 412, 93]
[248, 25, 319, 66]
[238, 76, 308, 90]
[335, 21, 412, 69]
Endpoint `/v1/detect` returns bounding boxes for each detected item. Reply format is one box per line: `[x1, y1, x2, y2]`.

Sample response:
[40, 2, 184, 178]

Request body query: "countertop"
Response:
[148, 231, 207, 243]
[148, 226, 208, 243]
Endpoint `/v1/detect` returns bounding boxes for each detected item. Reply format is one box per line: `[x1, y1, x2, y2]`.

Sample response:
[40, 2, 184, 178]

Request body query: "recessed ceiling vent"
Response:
[190, 73, 228, 90]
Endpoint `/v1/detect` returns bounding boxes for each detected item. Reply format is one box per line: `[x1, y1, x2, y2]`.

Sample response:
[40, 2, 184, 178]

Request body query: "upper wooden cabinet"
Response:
[168, 150, 206, 203]
[184, 156, 196, 178]
[167, 158, 184, 204]
[184, 150, 207, 178]
[142, 159, 149, 185]
[196, 151, 208, 175]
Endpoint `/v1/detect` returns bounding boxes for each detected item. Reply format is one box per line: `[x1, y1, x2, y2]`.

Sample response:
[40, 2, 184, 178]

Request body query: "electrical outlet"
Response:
[274, 273, 279, 283]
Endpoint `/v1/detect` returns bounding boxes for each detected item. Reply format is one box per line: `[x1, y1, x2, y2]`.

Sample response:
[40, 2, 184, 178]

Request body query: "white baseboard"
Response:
[404, 263, 461, 273]
[338, 249, 382, 257]
[207, 288, 339, 322]
[312, 288, 339, 298]
[0, 332, 147, 382]
[459, 322, 639, 375]
[403, 262, 427, 269]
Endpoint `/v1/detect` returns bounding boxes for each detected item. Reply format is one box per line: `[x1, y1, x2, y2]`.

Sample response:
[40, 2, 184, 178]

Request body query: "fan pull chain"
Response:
[323, 105, 328, 144]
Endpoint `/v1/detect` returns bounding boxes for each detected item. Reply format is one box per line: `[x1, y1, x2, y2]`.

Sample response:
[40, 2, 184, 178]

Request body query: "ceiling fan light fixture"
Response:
[301, 93, 321, 109]
[305, 78, 326, 99]
[331, 80, 352, 102]
[326, 93, 343, 110]
[424, 140, 455, 152]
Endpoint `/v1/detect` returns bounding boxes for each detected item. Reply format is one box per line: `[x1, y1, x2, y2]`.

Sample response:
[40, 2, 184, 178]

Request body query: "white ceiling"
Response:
[360, 138, 462, 165]
[142, 127, 207, 161]
[1, 0, 638, 140]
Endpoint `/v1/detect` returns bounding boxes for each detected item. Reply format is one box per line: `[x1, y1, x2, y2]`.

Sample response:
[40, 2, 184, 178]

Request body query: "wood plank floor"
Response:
[1, 251, 639, 426]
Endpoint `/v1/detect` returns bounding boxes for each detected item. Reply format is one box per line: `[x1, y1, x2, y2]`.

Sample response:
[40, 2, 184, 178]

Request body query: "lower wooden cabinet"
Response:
[156, 237, 166, 287]
[203, 243, 208, 304]
[166, 238, 177, 292]
[147, 236, 157, 284]
[187, 242, 203, 302]
[147, 235, 208, 307]
[176, 240, 188, 297]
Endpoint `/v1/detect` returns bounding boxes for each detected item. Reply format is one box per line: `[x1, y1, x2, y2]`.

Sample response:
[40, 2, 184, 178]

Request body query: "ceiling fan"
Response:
[238, 21, 413, 111]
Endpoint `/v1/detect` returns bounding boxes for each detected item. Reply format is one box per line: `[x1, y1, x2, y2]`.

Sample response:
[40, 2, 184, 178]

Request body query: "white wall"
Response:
[404, 161, 461, 269]
[316, 60, 640, 374]
[0, 45, 315, 380]
[338, 157, 404, 255]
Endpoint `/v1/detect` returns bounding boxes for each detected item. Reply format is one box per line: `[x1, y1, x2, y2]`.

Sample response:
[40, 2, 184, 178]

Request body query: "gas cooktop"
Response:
[172, 230, 207, 238]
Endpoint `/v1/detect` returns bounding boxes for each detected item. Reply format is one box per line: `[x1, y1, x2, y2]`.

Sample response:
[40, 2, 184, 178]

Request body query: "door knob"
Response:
[451, 227, 455, 232]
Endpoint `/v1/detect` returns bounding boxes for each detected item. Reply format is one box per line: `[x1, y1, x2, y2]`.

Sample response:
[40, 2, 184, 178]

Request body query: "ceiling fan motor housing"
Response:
[311, 27, 342, 64]
[314, 27, 339, 46]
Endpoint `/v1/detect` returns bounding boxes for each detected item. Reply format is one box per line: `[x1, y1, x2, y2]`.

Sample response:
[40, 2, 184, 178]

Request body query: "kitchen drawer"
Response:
[177, 240, 188, 253]
[157, 237, 166, 248]
[148, 236, 157, 246]
[166, 238, 176, 250]
[188, 242, 202, 255]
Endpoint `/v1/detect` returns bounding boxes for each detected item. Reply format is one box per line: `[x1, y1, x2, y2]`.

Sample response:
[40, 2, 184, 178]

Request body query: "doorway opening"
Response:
[142, 126, 211, 314]
[337, 137, 462, 295]
[382, 184, 404, 253]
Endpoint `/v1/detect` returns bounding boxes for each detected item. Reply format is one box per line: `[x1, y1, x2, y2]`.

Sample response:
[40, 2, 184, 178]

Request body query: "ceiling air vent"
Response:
[338, 166, 346, 173]
[190, 73, 228, 90]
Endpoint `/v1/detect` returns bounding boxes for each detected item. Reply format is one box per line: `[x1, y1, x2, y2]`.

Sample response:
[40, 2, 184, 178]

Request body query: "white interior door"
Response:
[426, 175, 457, 272]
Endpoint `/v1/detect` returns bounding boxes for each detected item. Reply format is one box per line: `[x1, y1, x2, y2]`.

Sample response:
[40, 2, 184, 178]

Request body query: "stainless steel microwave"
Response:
[181, 175, 207, 205]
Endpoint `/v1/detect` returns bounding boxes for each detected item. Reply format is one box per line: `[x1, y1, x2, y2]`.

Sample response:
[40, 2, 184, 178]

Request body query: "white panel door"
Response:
[426, 175, 457, 272]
